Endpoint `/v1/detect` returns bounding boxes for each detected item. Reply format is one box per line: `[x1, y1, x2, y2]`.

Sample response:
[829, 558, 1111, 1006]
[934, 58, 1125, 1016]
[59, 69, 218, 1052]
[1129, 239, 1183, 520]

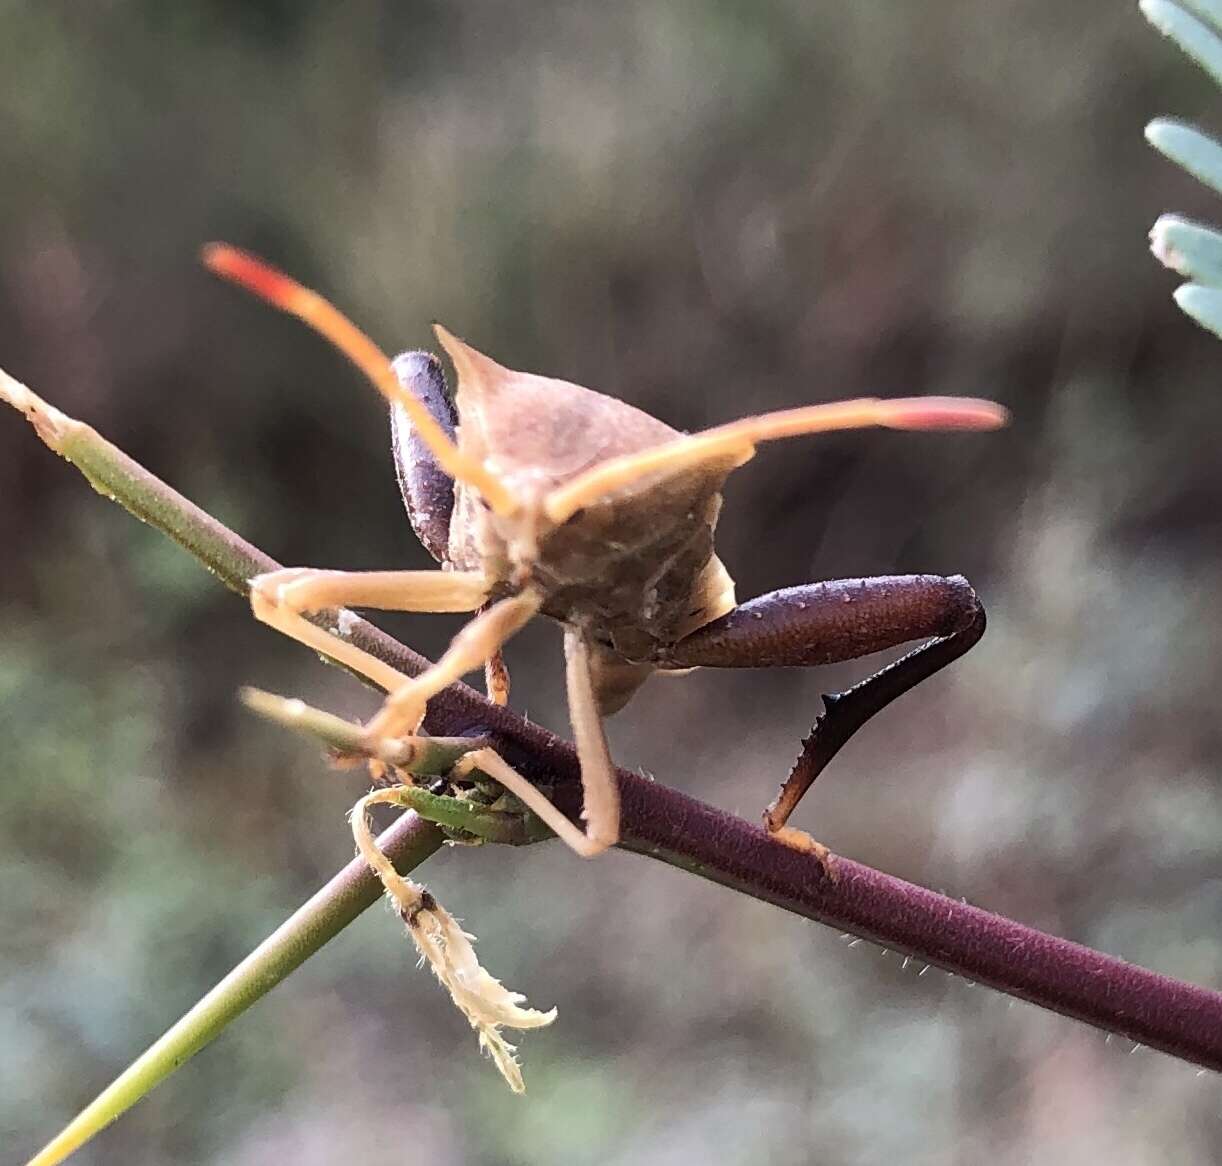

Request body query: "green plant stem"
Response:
[239, 686, 490, 770]
[0, 371, 270, 595]
[25, 812, 441, 1166]
[0, 368, 432, 674]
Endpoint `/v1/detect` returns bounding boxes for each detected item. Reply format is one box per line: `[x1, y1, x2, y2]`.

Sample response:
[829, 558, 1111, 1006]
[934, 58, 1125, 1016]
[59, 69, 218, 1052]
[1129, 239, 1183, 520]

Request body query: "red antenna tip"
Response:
[880, 397, 1010, 432]
[202, 243, 302, 308]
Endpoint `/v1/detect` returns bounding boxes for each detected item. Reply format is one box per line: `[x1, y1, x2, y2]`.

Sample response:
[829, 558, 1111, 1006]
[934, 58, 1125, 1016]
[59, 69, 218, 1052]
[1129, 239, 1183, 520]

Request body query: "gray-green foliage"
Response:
[1143, 0, 1222, 335]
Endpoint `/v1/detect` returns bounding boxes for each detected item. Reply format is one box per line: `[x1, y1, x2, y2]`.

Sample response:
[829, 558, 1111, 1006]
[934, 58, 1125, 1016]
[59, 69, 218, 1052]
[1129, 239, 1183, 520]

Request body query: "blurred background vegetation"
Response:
[4, 1, 1222, 1162]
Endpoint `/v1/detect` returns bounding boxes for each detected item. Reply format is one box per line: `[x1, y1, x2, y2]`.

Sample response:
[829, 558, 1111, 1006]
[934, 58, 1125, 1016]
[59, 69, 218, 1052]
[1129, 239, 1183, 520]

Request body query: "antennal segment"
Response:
[544, 396, 1008, 524]
[203, 244, 518, 517]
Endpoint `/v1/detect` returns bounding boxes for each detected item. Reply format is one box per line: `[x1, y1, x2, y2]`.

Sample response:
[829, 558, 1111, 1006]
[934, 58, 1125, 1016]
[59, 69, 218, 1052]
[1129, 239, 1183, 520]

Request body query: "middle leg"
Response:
[452, 625, 621, 858]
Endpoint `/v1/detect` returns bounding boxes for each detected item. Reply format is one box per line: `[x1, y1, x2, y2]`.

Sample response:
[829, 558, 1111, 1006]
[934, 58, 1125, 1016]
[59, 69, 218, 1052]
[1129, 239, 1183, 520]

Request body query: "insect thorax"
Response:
[451, 468, 736, 664]
[439, 359, 740, 661]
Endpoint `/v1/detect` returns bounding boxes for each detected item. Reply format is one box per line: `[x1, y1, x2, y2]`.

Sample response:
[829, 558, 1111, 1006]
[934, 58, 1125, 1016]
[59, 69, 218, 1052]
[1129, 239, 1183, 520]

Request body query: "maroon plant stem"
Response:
[618, 780, 1222, 1071]
[325, 619, 1222, 1070]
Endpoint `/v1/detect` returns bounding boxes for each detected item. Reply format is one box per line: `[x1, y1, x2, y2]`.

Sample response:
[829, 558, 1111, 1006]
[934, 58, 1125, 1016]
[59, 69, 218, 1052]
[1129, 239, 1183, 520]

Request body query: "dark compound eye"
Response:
[391, 350, 457, 564]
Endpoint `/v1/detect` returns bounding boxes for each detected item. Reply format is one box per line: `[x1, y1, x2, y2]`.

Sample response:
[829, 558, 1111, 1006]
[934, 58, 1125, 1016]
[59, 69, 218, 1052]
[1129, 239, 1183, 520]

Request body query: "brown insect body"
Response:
[438, 335, 738, 712]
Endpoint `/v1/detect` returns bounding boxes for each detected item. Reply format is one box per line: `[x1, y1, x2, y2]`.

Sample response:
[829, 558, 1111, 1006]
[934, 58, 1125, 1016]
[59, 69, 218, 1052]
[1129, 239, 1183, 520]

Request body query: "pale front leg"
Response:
[365, 590, 542, 740]
[256, 567, 491, 614]
[254, 572, 539, 743]
[248, 567, 493, 699]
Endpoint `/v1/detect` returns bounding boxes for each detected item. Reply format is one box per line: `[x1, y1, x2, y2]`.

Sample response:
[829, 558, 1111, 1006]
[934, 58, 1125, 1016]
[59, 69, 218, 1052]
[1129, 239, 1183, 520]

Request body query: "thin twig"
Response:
[24, 813, 441, 1166]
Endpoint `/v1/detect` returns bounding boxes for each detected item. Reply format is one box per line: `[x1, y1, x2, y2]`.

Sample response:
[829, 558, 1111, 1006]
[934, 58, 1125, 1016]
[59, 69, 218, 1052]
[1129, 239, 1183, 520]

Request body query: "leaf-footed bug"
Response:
[205, 243, 1006, 1087]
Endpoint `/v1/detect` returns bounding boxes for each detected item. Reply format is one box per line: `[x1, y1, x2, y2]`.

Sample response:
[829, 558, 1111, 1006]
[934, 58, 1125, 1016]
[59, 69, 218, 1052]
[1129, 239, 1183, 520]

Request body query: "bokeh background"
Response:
[4, 2, 1222, 1163]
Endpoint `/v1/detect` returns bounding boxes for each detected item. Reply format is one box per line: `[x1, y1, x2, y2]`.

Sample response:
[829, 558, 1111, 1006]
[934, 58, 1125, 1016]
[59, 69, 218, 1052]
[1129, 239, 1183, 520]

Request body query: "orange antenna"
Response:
[544, 395, 1009, 524]
[202, 244, 518, 517]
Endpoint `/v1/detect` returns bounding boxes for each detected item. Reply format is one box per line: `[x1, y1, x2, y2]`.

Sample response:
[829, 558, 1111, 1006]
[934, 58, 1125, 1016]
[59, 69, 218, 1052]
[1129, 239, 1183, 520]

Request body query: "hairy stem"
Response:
[618, 786, 1222, 1070]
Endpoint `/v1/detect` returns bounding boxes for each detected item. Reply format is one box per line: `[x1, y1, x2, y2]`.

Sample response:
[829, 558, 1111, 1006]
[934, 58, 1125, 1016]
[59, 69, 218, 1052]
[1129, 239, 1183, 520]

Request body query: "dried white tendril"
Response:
[353, 787, 556, 1092]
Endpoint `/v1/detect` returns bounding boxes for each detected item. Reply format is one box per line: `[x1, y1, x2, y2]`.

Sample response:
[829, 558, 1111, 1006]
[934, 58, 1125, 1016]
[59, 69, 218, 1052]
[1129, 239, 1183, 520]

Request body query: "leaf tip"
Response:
[1173, 282, 1222, 338]
[1138, 0, 1170, 33]
[1150, 213, 1187, 271]
[1145, 116, 1175, 148]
